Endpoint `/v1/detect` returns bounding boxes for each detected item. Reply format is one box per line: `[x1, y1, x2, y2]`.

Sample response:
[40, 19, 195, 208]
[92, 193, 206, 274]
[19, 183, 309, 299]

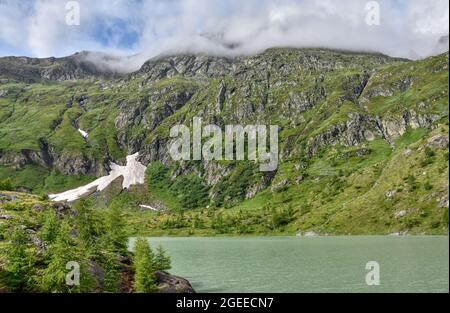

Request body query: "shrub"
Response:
[424, 182, 433, 191]
[272, 207, 295, 228]
[146, 162, 171, 189]
[405, 175, 418, 191]
[425, 147, 436, 158]
[0, 178, 13, 191]
[171, 175, 209, 209]
[39, 193, 49, 201]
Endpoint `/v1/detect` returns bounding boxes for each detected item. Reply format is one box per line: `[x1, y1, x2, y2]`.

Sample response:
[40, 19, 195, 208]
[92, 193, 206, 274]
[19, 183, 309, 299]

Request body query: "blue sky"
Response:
[0, 0, 448, 63]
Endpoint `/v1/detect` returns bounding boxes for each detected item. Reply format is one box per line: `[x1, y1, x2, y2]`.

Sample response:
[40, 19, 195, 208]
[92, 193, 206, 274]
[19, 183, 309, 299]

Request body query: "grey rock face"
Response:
[155, 271, 196, 293]
[138, 55, 233, 81]
[427, 134, 449, 148]
[308, 114, 380, 155]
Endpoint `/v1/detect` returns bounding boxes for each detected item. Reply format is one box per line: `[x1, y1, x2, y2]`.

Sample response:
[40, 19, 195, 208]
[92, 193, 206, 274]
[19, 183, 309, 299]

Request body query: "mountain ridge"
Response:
[0, 47, 416, 83]
[0, 48, 448, 235]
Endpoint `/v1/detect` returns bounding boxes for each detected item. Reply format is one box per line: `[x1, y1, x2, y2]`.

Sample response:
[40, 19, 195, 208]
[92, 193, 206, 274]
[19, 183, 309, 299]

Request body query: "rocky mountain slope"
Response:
[0, 48, 448, 235]
[0, 51, 125, 83]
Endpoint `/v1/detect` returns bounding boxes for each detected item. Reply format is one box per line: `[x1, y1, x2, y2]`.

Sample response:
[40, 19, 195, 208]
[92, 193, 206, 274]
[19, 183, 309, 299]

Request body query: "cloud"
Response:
[0, 0, 448, 72]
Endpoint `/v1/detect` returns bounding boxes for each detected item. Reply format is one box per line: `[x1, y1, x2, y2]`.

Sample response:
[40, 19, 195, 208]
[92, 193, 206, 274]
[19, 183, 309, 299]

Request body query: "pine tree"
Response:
[98, 238, 121, 293]
[99, 204, 129, 292]
[39, 222, 94, 293]
[154, 245, 171, 272]
[39, 210, 60, 244]
[105, 204, 128, 255]
[75, 199, 101, 250]
[133, 238, 157, 293]
[4, 226, 35, 291]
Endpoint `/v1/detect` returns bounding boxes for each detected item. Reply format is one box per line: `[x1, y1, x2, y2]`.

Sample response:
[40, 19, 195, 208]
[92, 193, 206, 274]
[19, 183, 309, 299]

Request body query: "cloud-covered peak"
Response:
[0, 0, 448, 72]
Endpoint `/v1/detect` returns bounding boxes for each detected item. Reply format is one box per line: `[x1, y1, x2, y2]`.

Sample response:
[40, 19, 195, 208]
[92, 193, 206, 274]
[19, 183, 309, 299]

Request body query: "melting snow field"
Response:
[78, 129, 89, 139]
[49, 153, 147, 202]
[139, 204, 160, 212]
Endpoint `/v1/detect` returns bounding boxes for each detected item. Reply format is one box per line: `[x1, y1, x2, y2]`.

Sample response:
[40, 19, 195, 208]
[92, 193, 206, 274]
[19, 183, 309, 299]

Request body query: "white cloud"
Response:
[408, 0, 449, 34]
[0, 0, 448, 71]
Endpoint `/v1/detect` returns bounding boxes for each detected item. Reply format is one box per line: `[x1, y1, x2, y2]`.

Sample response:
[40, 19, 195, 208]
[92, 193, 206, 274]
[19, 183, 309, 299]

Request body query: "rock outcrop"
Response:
[155, 271, 196, 293]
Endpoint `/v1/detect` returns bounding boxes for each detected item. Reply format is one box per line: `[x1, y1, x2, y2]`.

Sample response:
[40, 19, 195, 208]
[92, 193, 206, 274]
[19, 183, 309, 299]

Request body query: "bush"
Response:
[421, 147, 436, 167]
[425, 147, 436, 158]
[272, 207, 295, 228]
[170, 175, 209, 209]
[39, 193, 49, 201]
[146, 162, 171, 189]
[213, 162, 257, 207]
[405, 175, 418, 191]
[0, 178, 13, 191]
[147, 163, 210, 210]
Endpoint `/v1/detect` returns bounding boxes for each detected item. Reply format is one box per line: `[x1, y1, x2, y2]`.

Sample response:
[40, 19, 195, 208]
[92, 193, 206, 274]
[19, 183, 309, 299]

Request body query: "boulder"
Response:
[32, 203, 45, 212]
[271, 179, 288, 192]
[155, 271, 196, 293]
[385, 190, 397, 198]
[394, 210, 408, 219]
[427, 134, 449, 148]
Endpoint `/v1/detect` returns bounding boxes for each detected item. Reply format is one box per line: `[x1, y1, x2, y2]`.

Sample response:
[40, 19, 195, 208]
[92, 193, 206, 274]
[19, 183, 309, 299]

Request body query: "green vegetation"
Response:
[3, 227, 35, 291]
[0, 192, 173, 293]
[0, 165, 95, 194]
[133, 238, 157, 293]
[0, 178, 13, 191]
[146, 162, 210, 210]
[0, 49, 448, 238]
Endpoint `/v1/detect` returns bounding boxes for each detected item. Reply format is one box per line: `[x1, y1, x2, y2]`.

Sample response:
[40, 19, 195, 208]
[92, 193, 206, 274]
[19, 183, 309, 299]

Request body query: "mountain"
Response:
[0, 51, 127, 83]
[0, 48, 448, 235]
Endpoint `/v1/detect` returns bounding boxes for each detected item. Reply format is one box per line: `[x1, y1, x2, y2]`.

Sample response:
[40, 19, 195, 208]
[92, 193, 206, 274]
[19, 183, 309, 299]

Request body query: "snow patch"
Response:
[139, 205, 159, 212]
[78, 129, 89, 139]
[49, 153, 146, 202]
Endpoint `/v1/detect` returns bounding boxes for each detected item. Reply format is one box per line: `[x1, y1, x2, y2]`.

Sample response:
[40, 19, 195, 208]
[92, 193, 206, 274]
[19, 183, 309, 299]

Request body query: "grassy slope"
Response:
[116, 126, 448, 236]
[0, 50, 448, 235]
[120, 53, 449, 236]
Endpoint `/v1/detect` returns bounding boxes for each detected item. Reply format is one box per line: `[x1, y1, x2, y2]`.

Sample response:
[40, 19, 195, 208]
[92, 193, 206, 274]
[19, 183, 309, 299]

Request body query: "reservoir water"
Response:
[137, 236, 449, 293]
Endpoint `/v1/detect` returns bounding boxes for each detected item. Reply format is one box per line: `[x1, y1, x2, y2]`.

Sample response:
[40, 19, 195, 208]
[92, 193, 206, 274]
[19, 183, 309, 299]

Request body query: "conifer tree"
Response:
[39, 210, 60, 244]
[98, 238, 121, 293]
[39, 222, 94, 293]
[75, 199, 101, 250]
[99, 204, 129, 292]
[154, 245, 171, 272]
[133, 238, 156, 293]
[105, 204, 128, 255]
[4, 226, 35, 291]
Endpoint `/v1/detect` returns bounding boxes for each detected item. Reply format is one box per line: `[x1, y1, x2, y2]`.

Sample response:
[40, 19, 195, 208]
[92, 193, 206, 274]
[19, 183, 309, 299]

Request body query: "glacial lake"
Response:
[135, 236, 449, 293]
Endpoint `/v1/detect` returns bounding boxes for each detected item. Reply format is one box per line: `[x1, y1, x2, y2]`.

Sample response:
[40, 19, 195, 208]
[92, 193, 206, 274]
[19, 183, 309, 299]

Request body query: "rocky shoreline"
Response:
[156, 271, 195, 293]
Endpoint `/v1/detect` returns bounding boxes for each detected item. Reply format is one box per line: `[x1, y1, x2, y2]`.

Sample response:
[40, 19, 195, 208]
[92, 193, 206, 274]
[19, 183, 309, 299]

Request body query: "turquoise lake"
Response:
[136, 236, 449, 293]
